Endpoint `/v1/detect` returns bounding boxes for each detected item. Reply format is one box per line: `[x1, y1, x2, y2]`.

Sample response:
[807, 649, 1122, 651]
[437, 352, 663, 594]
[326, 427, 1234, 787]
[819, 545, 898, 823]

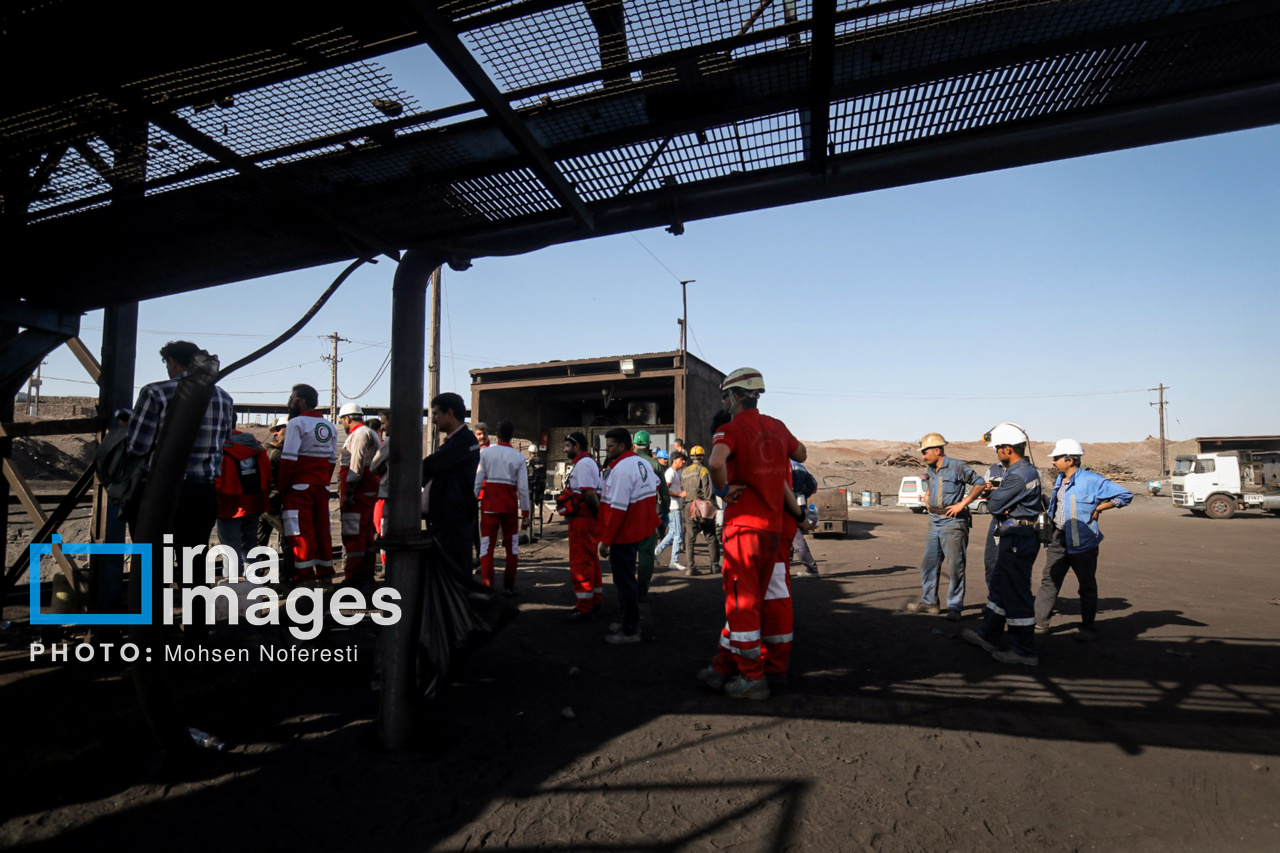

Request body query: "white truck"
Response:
[1171, 450, 1280, 519]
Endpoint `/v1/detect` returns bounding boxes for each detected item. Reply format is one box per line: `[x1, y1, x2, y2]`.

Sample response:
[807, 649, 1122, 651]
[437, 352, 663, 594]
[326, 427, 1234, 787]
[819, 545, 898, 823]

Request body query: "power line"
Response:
[770, 387, 1151, 401]
[443, 273, 459, 391]
[629, 233, 685, 282]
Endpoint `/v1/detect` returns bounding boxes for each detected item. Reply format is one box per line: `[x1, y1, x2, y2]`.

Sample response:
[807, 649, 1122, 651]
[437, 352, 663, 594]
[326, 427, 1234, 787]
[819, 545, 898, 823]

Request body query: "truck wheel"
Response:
[1204, 494, 1237, 519]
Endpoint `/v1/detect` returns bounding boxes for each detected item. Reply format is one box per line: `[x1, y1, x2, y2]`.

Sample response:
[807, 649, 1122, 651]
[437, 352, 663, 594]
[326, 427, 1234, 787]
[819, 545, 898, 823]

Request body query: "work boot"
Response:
[687, 567, 703, 577]
[907, 602, 940, 615]
[946, 609, 962, 622]
[605, 631, 640, 645]
[563, 609, 594, 624]
[962, 628, 997, 653]
[724, 675, 770, 701]
[1073, 626, 1099, 643]
[992, 649, 1039, 667]
[696, 666, 726, 692]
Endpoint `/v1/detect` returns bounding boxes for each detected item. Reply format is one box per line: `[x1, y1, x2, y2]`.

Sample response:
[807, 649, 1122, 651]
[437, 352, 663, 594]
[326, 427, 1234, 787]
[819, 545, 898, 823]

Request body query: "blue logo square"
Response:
[29, 535, 152, 626]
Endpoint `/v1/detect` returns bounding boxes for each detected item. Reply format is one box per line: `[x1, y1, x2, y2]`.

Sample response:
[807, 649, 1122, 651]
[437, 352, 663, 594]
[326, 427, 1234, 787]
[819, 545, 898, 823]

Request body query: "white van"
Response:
[898, 476, 926, 513]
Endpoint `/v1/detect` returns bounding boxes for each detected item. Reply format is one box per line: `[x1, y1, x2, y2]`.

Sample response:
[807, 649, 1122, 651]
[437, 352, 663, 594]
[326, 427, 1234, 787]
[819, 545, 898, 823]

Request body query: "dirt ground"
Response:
[3, 495, 1278, 852]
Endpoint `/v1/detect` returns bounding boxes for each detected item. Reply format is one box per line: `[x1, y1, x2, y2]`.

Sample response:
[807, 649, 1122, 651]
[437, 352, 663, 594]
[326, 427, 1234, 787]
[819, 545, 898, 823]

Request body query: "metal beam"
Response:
[145, 110, 397, 260]
[807, 0, 837, 175]
[406, 0, 594, 232]
[0, 302, 80, 337]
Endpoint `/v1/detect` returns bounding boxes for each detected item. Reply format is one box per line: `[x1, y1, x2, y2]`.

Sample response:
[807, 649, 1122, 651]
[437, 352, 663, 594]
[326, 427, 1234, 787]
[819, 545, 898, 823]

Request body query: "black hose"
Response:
[217, 256, 372, 380]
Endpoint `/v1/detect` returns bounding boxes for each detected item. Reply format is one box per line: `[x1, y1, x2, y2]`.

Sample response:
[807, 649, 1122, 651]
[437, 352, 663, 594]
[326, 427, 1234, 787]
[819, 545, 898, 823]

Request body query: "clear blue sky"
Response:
[34, 46, 1280, 444]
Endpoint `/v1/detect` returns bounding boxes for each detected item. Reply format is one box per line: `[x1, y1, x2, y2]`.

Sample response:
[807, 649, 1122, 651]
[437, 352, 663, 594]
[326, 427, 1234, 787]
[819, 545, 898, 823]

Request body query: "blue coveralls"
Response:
[982, 463, 1007, 591]
[918, 456, 985, 613]
[976, 457, 1042, 657]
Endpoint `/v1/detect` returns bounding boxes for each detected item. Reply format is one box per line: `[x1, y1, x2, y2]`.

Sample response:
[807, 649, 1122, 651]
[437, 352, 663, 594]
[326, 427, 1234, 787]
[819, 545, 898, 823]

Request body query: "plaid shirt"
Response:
[126, 374, 236, 480]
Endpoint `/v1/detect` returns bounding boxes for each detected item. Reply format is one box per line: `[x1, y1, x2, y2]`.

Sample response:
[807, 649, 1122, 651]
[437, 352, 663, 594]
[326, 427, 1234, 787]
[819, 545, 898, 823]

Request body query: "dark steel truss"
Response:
[3, 0, 1279, 309]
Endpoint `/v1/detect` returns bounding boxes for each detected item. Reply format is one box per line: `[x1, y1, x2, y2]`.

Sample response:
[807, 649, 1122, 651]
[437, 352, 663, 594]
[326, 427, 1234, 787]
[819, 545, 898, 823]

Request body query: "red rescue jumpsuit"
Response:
[339, 422, 381, 584]
[709, 409, 800, 681]
[277, 411, 338, 580]
[559, 451, 603, 613]
[474, 442, 530, 591]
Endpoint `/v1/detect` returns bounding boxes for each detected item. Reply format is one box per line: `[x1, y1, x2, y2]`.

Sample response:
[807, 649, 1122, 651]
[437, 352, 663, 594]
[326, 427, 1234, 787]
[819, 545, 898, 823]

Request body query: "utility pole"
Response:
[1149, 383, 1170, 476]
[427, 267, 442, 450]
[27, 361, 46, 416]
[320, 332, 349, 423]
[678, 279, 695, 357]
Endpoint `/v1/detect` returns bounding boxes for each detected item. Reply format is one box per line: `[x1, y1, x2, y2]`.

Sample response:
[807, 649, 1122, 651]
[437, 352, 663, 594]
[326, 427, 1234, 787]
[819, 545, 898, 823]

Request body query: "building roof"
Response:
[7, 1, 1280, 311]
[471, 349, 719, 377]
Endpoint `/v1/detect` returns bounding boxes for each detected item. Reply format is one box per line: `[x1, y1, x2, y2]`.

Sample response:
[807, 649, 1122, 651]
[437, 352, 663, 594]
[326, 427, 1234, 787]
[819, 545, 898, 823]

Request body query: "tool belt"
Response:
[998, 518, 1035, 527]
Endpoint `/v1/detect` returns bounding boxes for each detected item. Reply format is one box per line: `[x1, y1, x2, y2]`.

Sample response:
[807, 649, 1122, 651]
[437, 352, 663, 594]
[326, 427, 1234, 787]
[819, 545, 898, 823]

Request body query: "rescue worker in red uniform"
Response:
[558, 431, 602, 621]
[699, 367, 806, 700]
[597, 427, 660, 644]
[473, 421, 530, 594]
[277, 384, 338, 581]
[214, 430, 271, 576]
[337, 402, 381, 587]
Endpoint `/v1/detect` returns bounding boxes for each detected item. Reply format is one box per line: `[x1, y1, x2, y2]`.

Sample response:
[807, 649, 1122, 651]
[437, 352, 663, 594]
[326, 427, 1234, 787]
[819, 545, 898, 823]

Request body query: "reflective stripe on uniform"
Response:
[575, 591, 594, 599]
[479, 536, 490, 557]
[719, 635, 762, 657]
[764, 563, 790, 601]
[986, 600, 1006, 616]
[728, 629, 761, 643]
[763, 632, 794, 643]
[1007, 616, 1036, 627]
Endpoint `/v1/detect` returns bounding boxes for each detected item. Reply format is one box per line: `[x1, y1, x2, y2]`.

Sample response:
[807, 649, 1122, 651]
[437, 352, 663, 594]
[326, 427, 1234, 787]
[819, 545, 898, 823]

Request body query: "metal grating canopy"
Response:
[4, 0, 1279, 310]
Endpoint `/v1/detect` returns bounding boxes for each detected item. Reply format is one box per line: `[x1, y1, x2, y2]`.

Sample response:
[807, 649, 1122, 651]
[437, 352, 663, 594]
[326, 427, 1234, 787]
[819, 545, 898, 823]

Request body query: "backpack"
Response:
[94, 427, 146, 506]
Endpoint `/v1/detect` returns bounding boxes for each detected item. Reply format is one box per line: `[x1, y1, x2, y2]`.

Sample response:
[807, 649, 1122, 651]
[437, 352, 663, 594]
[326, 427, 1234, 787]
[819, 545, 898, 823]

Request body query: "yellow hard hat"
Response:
[919, 432, 946, 451]
[690, 445, 706, 457]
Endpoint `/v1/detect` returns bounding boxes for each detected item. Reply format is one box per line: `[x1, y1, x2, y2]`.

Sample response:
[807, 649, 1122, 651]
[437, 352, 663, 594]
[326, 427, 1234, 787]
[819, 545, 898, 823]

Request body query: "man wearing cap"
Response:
[631, 430, 670, 598]
[908, 432, 986, 621]
[1035, 440, 1132, 641]
[963, 423, 1043, 666]
[700, 367, 805, 701]
[337, 402, 381, 587]
[470, 421, 492, 568]
[657, 452, 687, 571]
[558, 431, 602, 621]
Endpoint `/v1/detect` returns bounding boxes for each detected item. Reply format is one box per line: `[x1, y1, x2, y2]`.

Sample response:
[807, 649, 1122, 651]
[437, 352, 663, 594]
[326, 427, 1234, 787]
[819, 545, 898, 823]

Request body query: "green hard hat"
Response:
[633, 429, 651, 446]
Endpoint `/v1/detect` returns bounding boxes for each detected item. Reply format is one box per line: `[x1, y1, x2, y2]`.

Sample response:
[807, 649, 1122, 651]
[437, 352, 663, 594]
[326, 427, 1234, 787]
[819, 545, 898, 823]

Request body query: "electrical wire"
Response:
[629, 233, 684, 282]
[443, 270, 459, 390]
[338, 349, 392, 399]
[769, 387, 1150, 401]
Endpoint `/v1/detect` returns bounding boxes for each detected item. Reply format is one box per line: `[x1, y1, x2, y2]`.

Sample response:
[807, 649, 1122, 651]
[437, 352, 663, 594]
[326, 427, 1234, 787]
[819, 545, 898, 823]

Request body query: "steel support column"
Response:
[380, 249, 445, 750]
[90, 303, 138, 614]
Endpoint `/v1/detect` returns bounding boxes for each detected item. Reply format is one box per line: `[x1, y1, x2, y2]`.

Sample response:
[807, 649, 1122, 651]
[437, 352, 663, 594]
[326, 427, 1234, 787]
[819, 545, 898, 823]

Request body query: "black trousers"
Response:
[429, 517, 475, 581]
[128, 480, 218, 633]
[1034, 528, 1100, 629]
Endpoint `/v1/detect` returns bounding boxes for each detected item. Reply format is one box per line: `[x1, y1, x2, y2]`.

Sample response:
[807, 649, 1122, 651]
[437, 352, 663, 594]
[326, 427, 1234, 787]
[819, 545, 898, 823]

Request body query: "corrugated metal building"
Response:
[470, 351, 725, 471]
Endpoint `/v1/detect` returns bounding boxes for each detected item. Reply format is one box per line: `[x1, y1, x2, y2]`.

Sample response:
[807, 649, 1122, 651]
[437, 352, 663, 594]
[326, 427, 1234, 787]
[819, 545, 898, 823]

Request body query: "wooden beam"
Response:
[66, 336, 102, 383]
[3, 460, 85, 597]
[2, 463, 95, 598]
[0, 417, 107, 438]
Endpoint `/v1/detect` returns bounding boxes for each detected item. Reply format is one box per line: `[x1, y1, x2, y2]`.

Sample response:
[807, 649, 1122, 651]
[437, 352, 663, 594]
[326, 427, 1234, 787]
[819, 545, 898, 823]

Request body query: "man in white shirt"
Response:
[657, 452, 687, 570]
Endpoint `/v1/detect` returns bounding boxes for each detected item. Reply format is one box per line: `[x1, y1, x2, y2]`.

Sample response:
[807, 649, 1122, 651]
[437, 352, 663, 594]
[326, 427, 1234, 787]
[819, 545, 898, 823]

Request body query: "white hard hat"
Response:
[919, 432, 946, 451]
[272, 416, 289, 429]
[721, 367, 765, 395]
[1050, 438, 1085, 458]
[338, 402, 364, 418]
[985, 422, 1029, 447]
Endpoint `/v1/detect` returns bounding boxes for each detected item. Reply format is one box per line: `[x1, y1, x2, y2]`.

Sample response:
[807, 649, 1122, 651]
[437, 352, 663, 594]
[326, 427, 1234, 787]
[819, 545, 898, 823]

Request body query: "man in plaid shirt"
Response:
[126, 341, 235, 636]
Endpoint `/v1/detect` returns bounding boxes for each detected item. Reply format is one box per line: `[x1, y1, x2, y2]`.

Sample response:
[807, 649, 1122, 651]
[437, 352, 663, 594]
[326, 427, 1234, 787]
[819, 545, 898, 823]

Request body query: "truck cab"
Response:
[1172, 451, 1280, 518]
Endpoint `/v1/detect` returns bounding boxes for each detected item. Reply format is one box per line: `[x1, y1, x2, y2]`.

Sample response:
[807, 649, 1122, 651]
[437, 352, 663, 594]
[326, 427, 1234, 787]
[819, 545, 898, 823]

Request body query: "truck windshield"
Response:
[1173, 459, 1193, 475]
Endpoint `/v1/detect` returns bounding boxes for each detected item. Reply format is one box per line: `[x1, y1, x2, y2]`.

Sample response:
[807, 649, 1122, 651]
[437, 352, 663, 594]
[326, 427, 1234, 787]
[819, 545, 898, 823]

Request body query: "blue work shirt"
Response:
[922, 456, 985, 518]
[986, 458, 1042, 520]
[1048, 468, 1133, 553]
